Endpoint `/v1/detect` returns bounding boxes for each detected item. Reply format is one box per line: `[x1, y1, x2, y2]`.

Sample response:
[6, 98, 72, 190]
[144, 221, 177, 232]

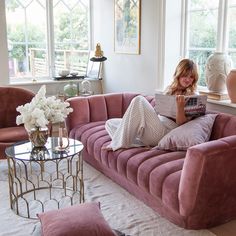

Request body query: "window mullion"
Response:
[24, 8, 30, 74]
[156, 0, 166, 90]
[217, 0, 228, 52]
[180, 0, 188, 57]
[0, 1, 9, 85]
[46, 0, 55, 78]
[222, 0, 229, 52]
[89, 0, 93, 51]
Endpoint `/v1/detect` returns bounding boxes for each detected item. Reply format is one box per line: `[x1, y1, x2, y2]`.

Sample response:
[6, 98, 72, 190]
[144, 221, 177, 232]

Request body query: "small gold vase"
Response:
[28, 127, 49, 147]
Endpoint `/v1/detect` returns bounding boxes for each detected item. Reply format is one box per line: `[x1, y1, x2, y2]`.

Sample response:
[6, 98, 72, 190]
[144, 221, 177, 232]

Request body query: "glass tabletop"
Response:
[5, 137, 83, 161]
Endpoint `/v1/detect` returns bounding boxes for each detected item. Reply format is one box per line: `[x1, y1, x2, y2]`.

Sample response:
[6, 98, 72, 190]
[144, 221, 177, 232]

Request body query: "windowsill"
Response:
[10, 79, 83, 86]
[9, 77, 102, 86]
[207, 99, 236, 108]
[198, 87, 236, 110]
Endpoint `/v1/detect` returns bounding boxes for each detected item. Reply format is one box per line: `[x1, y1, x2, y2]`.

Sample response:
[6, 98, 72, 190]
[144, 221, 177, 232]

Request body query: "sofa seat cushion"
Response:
[70, 122, 186, 213]
[0, 126, 28, 142]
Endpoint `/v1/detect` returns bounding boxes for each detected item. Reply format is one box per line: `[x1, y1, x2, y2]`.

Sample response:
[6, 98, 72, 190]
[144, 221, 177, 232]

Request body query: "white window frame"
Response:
[0, 1, 9, 85]
[182, 0, 223, 55]
[0, 0, 92, 85]
[160, 0, 235, 92]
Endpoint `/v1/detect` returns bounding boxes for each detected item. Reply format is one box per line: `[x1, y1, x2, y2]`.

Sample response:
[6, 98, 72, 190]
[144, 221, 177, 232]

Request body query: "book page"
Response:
[155, 93, 177, 118]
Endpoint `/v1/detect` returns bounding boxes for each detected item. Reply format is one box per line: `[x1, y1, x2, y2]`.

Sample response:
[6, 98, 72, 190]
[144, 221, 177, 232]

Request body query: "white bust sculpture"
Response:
[205, 52, 232, 93]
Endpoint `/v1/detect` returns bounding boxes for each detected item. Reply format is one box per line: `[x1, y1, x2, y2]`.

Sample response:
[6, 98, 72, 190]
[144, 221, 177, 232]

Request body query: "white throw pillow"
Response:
[157, 114, 218, 151]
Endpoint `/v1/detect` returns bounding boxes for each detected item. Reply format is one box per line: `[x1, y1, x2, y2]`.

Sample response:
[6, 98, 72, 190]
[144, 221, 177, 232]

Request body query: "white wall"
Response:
[93, 0, 159, 96]
[93, 0, 183, 96]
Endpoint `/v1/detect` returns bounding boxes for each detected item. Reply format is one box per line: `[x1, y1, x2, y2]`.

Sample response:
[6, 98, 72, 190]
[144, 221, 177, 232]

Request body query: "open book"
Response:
[155, 93, 207, 119]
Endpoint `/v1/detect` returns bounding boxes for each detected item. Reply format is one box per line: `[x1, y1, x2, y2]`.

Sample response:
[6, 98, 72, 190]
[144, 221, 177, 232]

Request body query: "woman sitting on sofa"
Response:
[105, 58, 199, 151]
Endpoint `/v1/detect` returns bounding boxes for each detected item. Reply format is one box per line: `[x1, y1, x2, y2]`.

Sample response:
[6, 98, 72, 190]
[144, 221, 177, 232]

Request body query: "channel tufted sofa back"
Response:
[66, 93, 155, 133]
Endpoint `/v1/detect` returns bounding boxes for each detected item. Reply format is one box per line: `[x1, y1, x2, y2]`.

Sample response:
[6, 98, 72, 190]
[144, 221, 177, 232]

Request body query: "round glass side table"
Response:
[5, 137, 84, 219]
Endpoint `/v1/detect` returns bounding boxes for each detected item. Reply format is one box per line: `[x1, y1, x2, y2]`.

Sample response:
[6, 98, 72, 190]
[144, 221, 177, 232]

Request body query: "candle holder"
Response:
[54, 126, 69, 152]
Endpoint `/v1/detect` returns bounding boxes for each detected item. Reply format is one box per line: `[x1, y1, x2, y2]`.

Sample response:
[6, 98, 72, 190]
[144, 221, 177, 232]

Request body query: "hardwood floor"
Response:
[209, 220, 236, 236]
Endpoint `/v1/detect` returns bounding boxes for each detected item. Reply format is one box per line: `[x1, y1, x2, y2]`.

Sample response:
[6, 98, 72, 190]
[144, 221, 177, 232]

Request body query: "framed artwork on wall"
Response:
[114, 0, 141, 54]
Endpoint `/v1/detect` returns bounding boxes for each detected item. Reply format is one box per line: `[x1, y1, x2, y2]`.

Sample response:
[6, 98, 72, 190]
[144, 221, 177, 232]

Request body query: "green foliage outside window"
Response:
[6, 0, 90, 78]
[7, 24, 44, 62]
[56, 13, 88, 50]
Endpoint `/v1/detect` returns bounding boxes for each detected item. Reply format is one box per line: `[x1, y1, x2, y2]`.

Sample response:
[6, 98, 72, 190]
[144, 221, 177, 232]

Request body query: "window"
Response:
[228, 0, 236, 64]
[5, 0, 90, 83]
[185, 0, 236, 87]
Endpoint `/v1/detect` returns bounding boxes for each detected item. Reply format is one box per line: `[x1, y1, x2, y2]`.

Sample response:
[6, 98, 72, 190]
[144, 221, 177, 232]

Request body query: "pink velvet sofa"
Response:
[66, 93, 236, 229]
[0, 86, 35, 159]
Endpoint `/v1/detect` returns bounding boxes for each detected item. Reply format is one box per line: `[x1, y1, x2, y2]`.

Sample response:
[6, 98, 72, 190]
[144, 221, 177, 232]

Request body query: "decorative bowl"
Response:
[59, 70, 70, 77]
[70, 71, 78, 76]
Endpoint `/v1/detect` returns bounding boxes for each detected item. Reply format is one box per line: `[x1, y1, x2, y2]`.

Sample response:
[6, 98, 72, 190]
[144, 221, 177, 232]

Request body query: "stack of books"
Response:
[199, 91, 229, 100]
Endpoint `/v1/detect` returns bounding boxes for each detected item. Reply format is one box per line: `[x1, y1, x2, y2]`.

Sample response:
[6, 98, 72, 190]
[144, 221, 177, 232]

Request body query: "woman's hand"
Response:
[175, 95, 188, 125]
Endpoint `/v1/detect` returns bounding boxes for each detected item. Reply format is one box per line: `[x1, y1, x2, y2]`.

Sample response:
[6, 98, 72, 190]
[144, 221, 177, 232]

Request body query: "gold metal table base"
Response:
[7, 151, 84, 219]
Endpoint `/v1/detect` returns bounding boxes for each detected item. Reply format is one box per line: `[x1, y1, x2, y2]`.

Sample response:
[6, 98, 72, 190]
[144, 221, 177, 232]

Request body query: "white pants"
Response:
[105, 95, 178, 151]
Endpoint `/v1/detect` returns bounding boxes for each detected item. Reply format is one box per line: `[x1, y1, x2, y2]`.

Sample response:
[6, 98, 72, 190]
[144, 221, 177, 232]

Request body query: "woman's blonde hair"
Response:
[165, 59, 198, 95]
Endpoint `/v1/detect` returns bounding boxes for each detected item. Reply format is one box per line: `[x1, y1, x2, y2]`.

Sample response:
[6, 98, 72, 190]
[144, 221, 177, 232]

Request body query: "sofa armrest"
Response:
[178, 135, 236, 217]
[65, 93, 125, 133]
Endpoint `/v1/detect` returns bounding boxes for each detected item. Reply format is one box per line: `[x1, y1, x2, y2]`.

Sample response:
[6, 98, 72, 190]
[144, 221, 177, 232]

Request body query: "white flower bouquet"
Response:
[16, 85, 73, 132]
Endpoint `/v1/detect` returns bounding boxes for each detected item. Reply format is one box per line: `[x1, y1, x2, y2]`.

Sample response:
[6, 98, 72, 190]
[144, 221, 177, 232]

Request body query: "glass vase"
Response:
[64, 81, 78, 98]
[28, 127, 49, 147]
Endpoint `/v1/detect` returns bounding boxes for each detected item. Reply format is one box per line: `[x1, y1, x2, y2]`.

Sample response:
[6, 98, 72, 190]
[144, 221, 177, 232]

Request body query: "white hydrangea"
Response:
[16, 85, 73, 131]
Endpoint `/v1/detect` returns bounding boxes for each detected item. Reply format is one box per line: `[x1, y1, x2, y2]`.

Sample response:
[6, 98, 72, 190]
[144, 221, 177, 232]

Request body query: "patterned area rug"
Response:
[0, 160, 215, 236]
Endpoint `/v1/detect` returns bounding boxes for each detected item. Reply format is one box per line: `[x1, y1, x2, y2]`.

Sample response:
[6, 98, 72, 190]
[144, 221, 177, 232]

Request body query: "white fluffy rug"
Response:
[0, 160, 215, 236]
